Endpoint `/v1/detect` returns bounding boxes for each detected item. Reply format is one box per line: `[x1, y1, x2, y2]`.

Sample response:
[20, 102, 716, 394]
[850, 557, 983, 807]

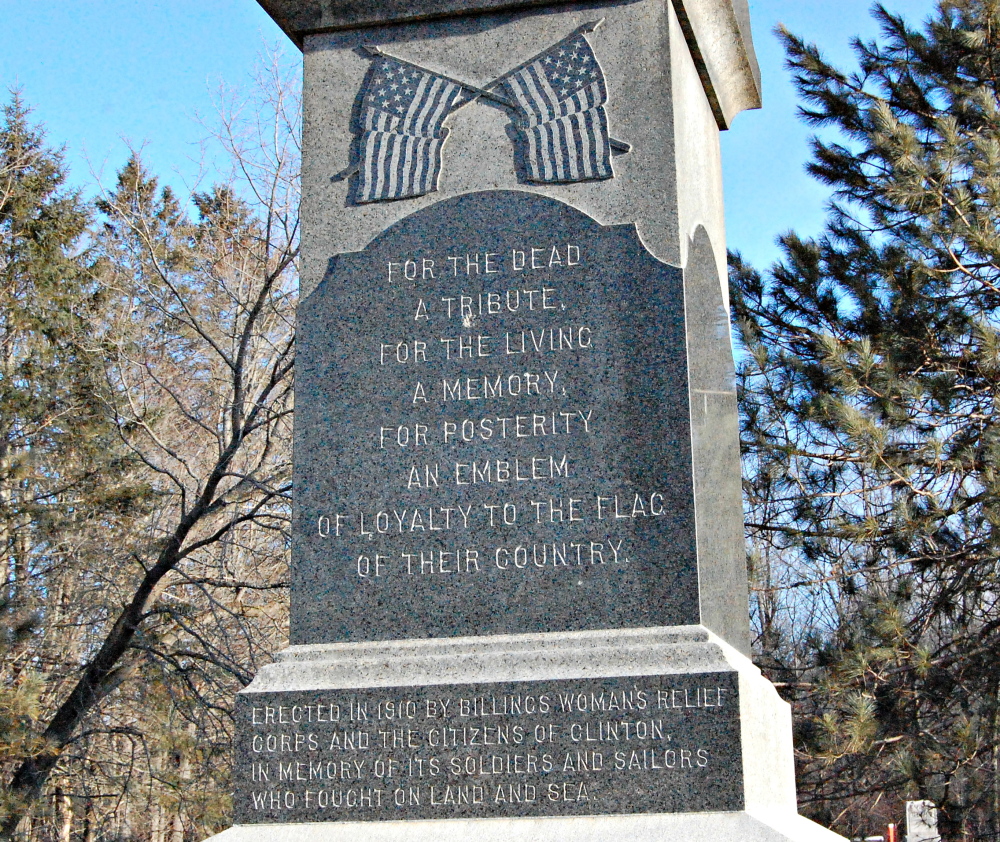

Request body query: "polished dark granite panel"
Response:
[234, 673, 742, 823]
[292, 191, 699, 643]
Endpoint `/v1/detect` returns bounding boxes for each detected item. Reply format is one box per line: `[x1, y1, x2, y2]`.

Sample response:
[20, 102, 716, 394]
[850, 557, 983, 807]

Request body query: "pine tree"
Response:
[733, 2, 1000, 837]
[0, 95, 148, 829]
[0, 93, 97, 597]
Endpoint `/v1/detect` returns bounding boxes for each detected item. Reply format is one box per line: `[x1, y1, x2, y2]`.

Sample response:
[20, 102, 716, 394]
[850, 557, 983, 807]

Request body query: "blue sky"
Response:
[727, 0, 938, 268]
[0, 0, 938, 271]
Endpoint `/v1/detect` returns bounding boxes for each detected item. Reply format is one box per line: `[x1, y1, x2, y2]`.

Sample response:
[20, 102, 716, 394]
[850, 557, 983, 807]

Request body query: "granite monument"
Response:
[204, 1, 848, 839]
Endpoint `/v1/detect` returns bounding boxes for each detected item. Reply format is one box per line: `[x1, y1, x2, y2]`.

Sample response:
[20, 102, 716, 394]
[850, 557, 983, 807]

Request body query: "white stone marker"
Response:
[906, 800, 940, 842]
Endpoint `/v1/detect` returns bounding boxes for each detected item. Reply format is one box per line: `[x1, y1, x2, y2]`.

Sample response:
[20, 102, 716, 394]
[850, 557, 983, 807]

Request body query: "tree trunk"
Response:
[169, 724, 194, 842]
[993, 684, 1000, 842]
[82, 799, 94, 842]
[150, 749, 166, 842]
[0, 490, 219, 841]
[54, 788, 72, 842]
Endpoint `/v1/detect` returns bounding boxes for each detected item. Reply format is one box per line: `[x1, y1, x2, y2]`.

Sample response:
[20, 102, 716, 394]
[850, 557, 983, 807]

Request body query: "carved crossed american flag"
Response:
[352, 57, 465, 203]
[341, 21, 631, 204]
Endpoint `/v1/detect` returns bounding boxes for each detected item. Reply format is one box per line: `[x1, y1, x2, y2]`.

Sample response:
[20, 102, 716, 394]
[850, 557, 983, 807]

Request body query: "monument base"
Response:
[216, 627, 845, 839]
[208, 809, 843, 842]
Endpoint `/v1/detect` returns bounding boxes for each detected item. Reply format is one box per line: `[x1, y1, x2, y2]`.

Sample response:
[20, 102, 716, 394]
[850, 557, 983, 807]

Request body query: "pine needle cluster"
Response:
[734, 2, 1000, 837]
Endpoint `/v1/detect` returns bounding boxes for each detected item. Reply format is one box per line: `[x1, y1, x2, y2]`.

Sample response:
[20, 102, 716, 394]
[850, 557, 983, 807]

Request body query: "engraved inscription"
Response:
[233, 674, 743, 823]
[293, 191, 697, 642]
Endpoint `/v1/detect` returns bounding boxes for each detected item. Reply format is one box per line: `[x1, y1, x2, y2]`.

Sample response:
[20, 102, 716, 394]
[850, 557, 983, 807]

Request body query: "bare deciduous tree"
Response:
[0, 56, 300, 841]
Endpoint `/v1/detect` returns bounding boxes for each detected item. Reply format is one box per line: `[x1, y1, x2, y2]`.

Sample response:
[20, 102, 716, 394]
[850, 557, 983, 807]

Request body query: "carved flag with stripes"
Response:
[502, 33, 613, 184]
[354, 58, 464, 204]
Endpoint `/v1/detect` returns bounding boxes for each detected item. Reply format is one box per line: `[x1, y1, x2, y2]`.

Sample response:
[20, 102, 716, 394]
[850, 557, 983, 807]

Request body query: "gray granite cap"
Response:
[255, 0, 761, 127]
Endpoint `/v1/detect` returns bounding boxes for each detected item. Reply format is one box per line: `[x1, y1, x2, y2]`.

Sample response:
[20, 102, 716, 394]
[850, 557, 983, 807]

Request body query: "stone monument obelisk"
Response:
[207, 1, 846, 839]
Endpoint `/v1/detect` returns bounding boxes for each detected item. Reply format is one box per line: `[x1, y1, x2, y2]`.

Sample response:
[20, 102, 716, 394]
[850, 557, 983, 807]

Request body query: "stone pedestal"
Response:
[206, 0, 846, 839]
[214, 627, 842, 839]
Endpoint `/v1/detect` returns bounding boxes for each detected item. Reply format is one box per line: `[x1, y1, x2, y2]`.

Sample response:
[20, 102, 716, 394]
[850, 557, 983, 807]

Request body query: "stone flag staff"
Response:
[202, 0, 849, 839]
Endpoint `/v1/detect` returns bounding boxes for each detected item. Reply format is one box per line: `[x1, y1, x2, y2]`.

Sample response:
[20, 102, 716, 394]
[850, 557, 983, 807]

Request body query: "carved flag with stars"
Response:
[354, 58, 464, 203]
[502, 33, 613, 183]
